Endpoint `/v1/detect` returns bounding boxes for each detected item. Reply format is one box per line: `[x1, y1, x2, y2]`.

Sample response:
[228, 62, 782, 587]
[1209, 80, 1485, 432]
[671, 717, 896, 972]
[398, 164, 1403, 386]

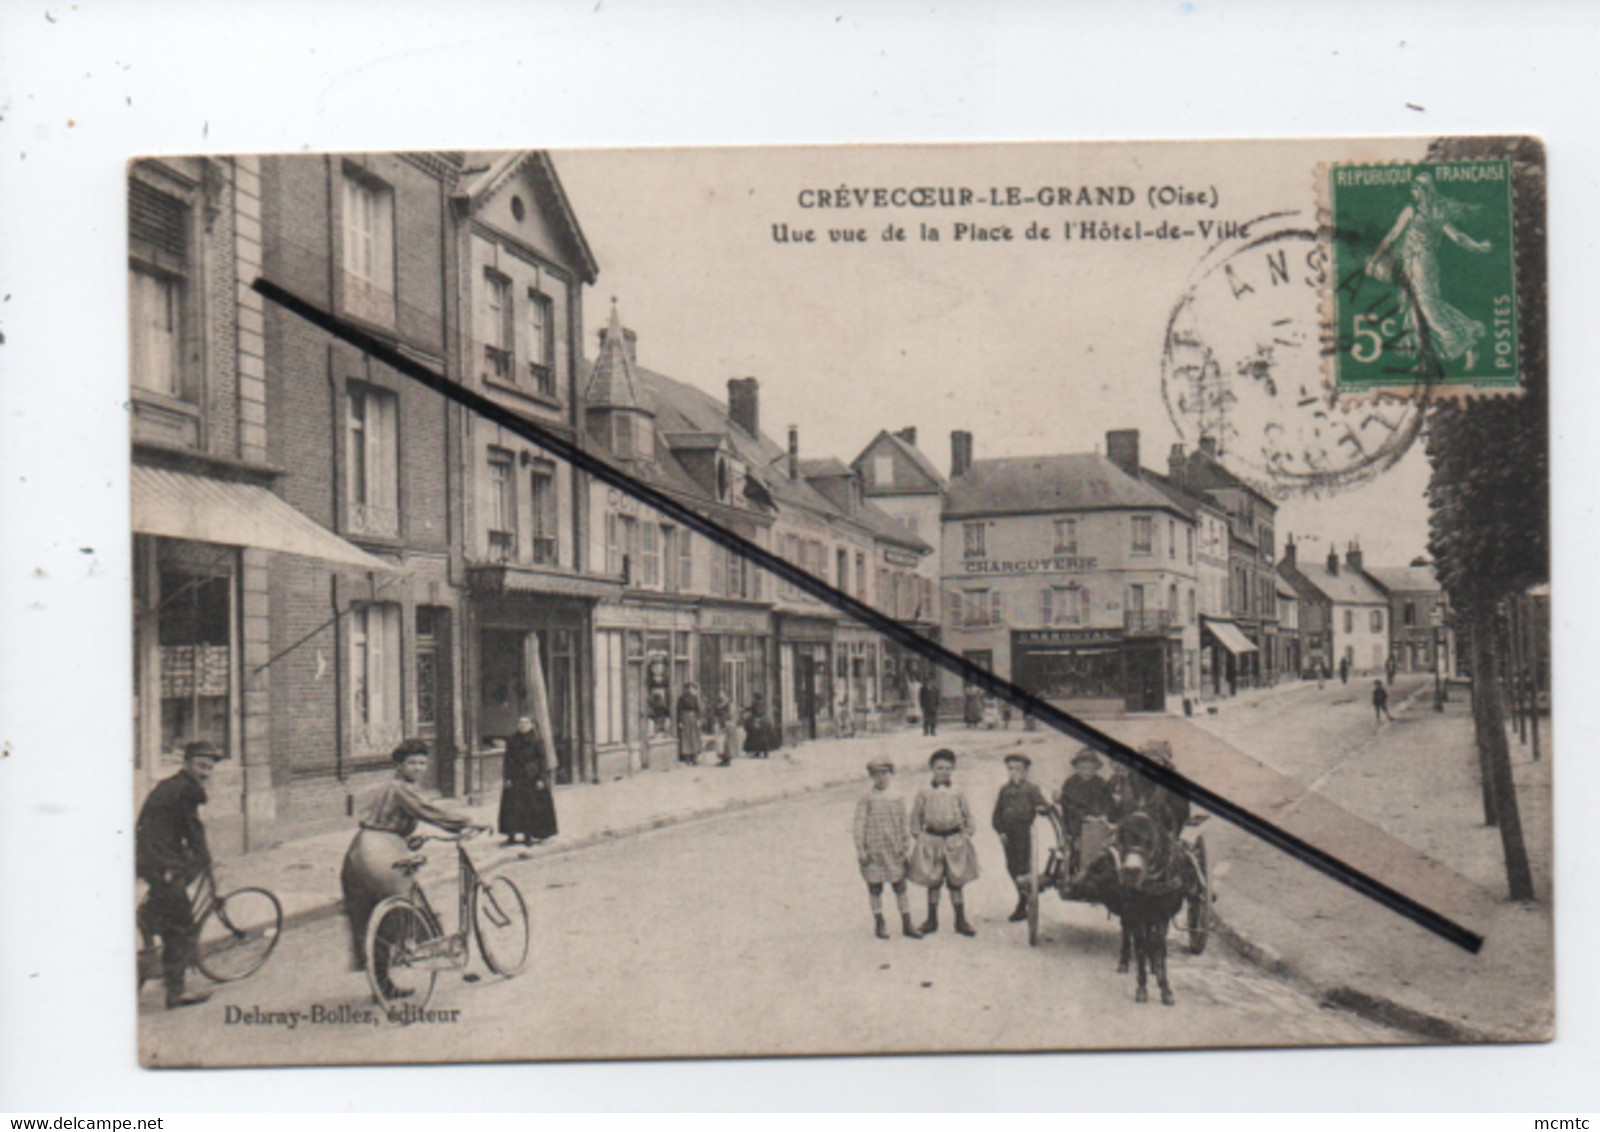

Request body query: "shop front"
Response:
[695, 602, 772, 735]
[1201, 617, 1258, 697]
[834, 622, 885, 733]
[593, 597, 697, 777]
[775, 613, 836, 746]
[1011, 628, 1125, 715]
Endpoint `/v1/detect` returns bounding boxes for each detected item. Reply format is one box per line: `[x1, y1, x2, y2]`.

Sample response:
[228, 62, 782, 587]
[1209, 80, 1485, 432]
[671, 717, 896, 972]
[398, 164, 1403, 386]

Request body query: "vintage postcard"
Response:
[129, 137, 1549, 1066]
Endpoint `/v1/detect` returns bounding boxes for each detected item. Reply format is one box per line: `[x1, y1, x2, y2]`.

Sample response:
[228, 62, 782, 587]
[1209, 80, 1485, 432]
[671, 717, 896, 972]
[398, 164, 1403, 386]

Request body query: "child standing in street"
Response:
[1373, 679, 1393, 722]
[908, 749, 980, 936]
[852, 758, 921, 940]
[992, 753, 1051, 923]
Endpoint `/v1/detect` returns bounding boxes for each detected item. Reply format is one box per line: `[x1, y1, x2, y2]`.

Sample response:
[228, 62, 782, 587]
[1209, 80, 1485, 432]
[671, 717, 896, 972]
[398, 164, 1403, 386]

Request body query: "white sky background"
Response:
[2, 0, 1598, 1113]
[556, 139, 1435, 564]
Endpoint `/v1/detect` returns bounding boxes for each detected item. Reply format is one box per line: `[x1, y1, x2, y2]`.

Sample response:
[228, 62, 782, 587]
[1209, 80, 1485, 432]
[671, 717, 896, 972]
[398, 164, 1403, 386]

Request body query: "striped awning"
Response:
[132, 465, 396, 571]
[1202, 618, 1259, 656]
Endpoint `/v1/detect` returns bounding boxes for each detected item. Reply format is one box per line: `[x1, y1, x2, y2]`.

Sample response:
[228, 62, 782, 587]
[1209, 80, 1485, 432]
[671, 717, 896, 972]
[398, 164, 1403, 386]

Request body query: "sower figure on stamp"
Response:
[852, 758, 922, 941]
[908, 749, 980, 936]
[992, 753, 1051, 923]
[136, 740, 224, 1009]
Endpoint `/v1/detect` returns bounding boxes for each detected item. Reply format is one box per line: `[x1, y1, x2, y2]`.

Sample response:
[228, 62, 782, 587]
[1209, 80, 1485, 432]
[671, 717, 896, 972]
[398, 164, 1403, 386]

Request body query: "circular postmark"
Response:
[1160, 217, 1429, 499]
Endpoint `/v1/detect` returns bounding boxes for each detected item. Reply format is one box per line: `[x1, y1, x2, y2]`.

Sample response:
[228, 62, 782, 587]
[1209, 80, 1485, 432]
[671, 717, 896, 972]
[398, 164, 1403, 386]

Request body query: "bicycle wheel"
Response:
[366, 897, 439, 1009]
[472, 876, 529, 977]
[196, 887, 283, 982]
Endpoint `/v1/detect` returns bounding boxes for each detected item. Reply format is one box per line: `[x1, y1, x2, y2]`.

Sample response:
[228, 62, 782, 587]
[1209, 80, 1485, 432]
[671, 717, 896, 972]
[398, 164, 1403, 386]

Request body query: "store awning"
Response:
[1203, 618, 1259, 655]
[132, 466, 397, 571]
[467, 562, 623, 601]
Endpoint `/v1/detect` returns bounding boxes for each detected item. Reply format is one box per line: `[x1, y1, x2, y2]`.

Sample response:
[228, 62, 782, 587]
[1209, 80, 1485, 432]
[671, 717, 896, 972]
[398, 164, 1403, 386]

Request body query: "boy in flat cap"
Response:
[1058, 747, 1115, 876]
[992, 752, 1052, 922]
[908, 749, 980, 936]
[852, 758, 921, 940]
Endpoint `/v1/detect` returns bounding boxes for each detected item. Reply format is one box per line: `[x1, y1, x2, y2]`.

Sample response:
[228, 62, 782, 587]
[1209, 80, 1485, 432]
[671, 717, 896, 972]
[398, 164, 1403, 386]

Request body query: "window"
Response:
[640, 522, 661, 588]
[1132, 515, 1153, 554]
[1053, 517, 1077, 555]
[1404, 601, 1416, 627]
[1169, 518, 1177, 559]
[486, 447, 515, 561]
[1187, 588, 1196, 625]
[1187, 526, 1195, 564]
[949, 590, 962, 626]
[340, 168, 395, 326]
[856, 552, 867, 599]
[483, 270, 514, 381]
[129, 178, 191, 401]
[1345, 610, 1355, 634]
[349, 602, 403, 755]
[904, 515, 920, 536]
[873, 454, 893, 486]
[154, 568, 231, 757]
[963, 589, 987, 627]
[1043, 586, 1079, 626]
[837, 548, 850, 590]
[614, 413, 635, 458]
[963, 522, 986, 559]
[679, 529, 693, 591]
[605, 513, 622, 576]
[528, 463, 557, 565]
[1371, 609, 1384, 633]
[1169, 584, 1179, 616]
[526, 288, 556, 397]
[347, 386, 399, 538]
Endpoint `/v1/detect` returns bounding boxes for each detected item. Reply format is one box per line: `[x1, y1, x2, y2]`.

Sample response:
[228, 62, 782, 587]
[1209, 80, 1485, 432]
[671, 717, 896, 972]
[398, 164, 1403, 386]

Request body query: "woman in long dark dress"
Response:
[499, 715, 558, 846]
[676, 683, 703, 766]
[740, 694, 776, 758]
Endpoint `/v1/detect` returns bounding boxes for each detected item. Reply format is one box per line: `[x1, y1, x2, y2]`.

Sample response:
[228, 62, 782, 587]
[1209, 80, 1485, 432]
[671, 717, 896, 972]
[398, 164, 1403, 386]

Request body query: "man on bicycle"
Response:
[136, 740, 223, 1009]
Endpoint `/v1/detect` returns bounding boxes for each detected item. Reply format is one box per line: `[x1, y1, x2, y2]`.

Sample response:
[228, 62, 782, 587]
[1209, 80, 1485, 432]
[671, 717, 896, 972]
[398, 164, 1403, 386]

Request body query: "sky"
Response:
[554, 140, 1437, 568]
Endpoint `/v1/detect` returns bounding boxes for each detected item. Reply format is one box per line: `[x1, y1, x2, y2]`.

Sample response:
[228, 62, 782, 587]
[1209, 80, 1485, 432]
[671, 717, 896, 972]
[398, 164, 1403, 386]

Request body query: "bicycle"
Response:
[137, 866, 283, 988]
[364, 829, 529, 1010]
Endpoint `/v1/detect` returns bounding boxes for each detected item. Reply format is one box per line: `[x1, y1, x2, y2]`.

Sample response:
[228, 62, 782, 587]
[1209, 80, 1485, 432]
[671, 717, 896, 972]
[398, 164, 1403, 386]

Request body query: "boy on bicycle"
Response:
[135, 740, 223, 1009]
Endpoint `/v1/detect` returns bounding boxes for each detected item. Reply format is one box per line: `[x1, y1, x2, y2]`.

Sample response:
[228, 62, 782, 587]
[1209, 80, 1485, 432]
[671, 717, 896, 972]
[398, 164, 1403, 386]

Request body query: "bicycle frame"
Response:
[398, 839, 482, 971]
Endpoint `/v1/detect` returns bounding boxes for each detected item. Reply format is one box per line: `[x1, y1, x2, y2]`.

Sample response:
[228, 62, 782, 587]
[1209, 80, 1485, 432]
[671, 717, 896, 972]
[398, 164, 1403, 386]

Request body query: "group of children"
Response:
[851, 743, 1138, 940]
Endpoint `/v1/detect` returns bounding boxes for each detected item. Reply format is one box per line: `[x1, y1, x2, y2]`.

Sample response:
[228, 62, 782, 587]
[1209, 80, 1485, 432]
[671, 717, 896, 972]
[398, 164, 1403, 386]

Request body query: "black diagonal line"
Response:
[254, 276, 1484, 955]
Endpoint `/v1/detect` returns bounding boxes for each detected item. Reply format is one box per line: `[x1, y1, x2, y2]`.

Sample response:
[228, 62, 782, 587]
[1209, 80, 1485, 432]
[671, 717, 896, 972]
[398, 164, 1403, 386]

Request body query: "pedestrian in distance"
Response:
[992, 753, 1051, 923]
[1316, 662, 1326, 690]
[852, 758, 922, 940]
[740, 693, 777, 758]
[963, 685, 983, 728]
[135, 740, 225, 1009]
[918, 678, 940, 736]
[675, 682, 703, 766]
[908, 749, 980, 936]
[713, 689, 734, 767]
[1373, 679, 1393, 723]
[1386, 655, 1397, 686]
[341, 739, 482, 979]
[499, 715, 558, 847]
[1339, 656, 1351, 685]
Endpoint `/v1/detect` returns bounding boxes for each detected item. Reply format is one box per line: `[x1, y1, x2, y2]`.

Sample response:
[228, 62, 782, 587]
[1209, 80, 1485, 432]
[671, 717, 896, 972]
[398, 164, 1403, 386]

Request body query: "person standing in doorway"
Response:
[136, 740, 224, 1009]
[918, 677, 940, 736]
[499, 715, 557, 846]
[1373, 679, 1394, 723]
[676, 682, 703, 766]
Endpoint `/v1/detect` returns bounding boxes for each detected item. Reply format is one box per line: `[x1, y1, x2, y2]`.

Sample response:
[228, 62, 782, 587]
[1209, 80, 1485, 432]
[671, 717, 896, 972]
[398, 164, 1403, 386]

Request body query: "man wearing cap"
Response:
[1058, 747, 1115, 876]
[992, 753, 1051, 922]
[1126, 740, 1191, 836]
[908, 749, 980, 936]
[136, 741, 224, 1009]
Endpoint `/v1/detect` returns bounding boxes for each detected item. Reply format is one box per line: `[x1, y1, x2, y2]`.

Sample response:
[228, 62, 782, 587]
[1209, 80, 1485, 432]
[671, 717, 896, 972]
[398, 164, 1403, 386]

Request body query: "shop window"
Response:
[156, 569, 231, 758]
[340, 166, 395, 327]
[350, 602, 404, 756]
[347, 385, 400, 538]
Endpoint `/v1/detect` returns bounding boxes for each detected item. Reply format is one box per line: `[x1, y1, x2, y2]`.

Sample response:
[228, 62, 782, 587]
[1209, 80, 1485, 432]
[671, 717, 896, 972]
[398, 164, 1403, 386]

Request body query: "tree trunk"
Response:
[1468, 603, 1537, 901]
[1469, 620, 1498, 828]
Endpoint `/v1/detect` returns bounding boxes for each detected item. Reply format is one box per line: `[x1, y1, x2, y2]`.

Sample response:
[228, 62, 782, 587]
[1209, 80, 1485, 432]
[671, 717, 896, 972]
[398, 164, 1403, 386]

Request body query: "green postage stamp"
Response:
[1330, 160, 1518, 395]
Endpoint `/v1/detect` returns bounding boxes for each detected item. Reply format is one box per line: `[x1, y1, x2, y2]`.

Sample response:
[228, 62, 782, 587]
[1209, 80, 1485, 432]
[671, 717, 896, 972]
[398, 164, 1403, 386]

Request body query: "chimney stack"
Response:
[950, 430, 974, 479]
[1283, 533, 1296, 567]
[727, 377, 760, 437]
[894, 426, 918, 448]
[1106, 429, 1141, 478]
[788, 425, 799, 481]
[1346, 541, 1364, 572]
[1198, 435, 1219, 459]
[1168, 443, 1186, 490]
[1327, 545, 1340, 576]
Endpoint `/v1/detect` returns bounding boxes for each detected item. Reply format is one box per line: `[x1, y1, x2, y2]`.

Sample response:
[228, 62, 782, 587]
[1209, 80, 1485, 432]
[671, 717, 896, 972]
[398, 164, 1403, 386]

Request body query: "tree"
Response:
[1423, 136, 1546, 902]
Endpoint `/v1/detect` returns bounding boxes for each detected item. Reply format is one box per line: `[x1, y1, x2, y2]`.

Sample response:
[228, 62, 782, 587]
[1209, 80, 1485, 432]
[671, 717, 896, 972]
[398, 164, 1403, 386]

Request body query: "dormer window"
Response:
[716, 456, 730, 500]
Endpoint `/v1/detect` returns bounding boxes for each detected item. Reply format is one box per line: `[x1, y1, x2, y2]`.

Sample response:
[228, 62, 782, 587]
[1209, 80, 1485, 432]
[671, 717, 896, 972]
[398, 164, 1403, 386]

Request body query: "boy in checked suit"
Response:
[852, 758, 922, 940]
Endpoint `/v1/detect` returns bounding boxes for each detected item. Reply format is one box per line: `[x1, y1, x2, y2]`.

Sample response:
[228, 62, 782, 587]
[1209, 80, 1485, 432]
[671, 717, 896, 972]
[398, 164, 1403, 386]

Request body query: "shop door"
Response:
[479, 629, 525, 745]
[796, 653, 817, 740]
[546, 629, 578, 784]
[722, 654, 748, 719]
[1124, 642, 1166, 713]
[415, 607, 455, 795]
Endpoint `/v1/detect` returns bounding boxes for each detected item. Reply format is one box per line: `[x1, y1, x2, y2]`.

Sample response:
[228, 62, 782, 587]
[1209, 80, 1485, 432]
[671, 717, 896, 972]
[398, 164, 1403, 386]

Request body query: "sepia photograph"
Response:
[125, 138, 1551, 1067]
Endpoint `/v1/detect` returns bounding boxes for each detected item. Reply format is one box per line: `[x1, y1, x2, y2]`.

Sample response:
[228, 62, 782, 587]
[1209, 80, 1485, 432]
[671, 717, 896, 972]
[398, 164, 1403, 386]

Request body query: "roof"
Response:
[1364, 565, 1440, 594]
[852, 430, 947, 493]
[1181, 447, 1276, 510]
[944, 453, 1191, 519]
[799, 457, 851, 478]
[1289, 561, 1388, 606]
[584, 304, 650, 412]
[454, 150, 599, 284]
[1275, 574, 1299, 600]
[661, 431, 728, 452]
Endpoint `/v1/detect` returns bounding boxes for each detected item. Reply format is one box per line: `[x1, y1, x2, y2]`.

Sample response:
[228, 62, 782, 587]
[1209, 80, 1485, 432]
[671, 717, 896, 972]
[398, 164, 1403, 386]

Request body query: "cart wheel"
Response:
[1185, 835, 1211, 955]
[1027, 813, 1046, 946]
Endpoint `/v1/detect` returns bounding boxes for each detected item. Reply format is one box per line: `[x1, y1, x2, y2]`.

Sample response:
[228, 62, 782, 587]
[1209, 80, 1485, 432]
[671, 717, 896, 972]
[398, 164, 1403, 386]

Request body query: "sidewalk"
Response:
[1198, 685, 1554, 1041]
[214, 722, 1051, 933]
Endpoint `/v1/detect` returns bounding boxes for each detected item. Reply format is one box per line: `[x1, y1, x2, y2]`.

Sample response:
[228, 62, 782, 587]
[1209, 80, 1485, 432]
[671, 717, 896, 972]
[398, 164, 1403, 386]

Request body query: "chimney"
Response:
[1106, 429, 1141, 478]
[1283, 533, 1296, 568]
[727, 377, 760, 437]
[597, 324, 638, 367]
[1327, 545, 1340, 576]
[1198, 435, 1219, 459]
[1168, 443, 1186, 490]
[788, 425, 799, 481]
[894, 426, 918, 448]
[1346, 541, 1364, 572]
[951, 430, 974, 479]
